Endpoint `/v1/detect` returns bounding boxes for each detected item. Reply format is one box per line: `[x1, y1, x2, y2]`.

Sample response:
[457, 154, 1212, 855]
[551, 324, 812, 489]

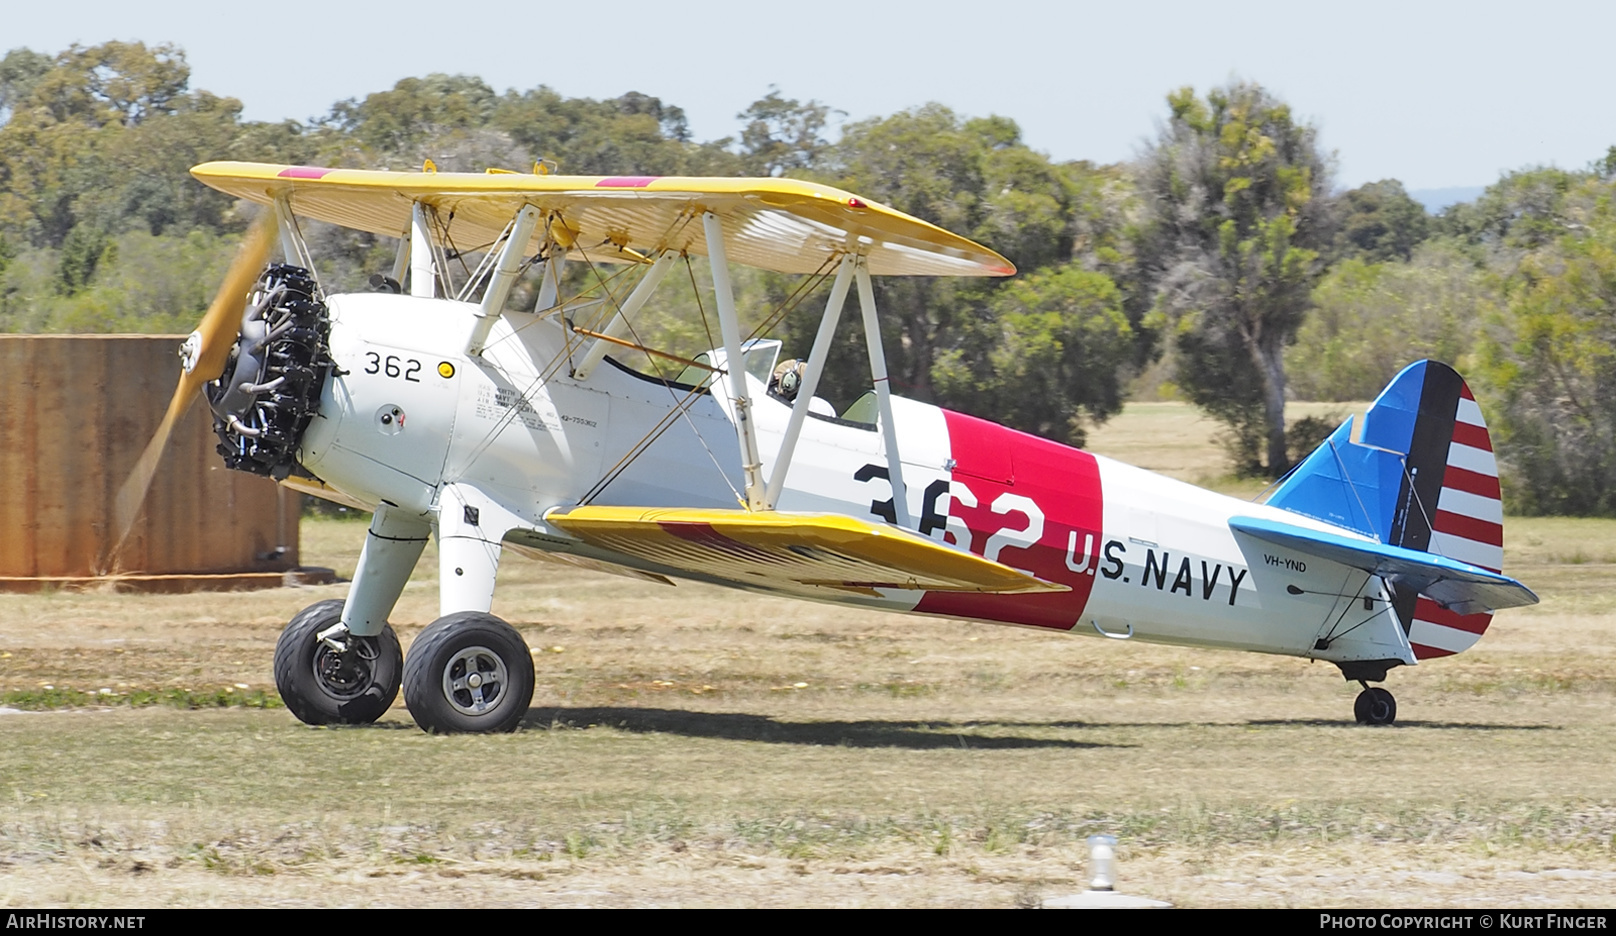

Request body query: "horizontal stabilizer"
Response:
[545, 506, 1067, 596]
[1229, 516, 1538, 615]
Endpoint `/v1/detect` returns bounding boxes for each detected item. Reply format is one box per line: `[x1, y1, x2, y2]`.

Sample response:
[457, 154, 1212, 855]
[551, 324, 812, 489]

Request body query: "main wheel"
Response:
[1353, 686, 1397, 725]
[273, 599, 402, 725]
[403, 612, 534, 734]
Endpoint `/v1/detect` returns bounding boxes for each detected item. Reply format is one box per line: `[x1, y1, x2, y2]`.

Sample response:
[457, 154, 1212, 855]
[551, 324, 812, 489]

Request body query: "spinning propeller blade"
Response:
[109, 214, 275, 558]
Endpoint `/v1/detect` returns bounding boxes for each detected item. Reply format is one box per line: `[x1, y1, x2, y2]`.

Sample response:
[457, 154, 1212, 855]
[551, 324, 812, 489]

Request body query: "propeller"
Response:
[109, 213, 276, 562]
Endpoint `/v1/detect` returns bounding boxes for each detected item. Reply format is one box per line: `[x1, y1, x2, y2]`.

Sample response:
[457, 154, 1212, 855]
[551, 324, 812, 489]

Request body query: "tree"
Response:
[1476, 172, 1616, 515]
[1134, 82, 1335, 476]
[1595, 145, 1616, 181]
[0, 48, 50, 124]
[812, 107, 1100, 398]
[327, 73, 498, 155]
[54, 222, 111, 293]
[1288, 241, 1493, 401]
[932, 265, 1132, 447]
[0, 42, 259, 247]
[486, 85, 708, 175]
[736, 88, 837, 177]
[1439, 166, 1586, 252]
[1334, 179, 1429, 263]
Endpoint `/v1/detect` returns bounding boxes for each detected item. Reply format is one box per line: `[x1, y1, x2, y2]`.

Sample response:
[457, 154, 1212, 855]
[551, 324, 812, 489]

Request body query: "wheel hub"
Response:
[313, 636, 378, 700]
[443, 646, 508, 715]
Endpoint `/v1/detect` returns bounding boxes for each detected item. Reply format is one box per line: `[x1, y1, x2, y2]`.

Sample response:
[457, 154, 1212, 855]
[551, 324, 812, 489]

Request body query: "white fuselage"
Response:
[300, 294, 1415, 668]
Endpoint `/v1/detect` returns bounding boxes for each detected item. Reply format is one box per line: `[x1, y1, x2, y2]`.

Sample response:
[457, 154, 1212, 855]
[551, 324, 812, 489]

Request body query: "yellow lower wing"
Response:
[544, 506, 1067, 596]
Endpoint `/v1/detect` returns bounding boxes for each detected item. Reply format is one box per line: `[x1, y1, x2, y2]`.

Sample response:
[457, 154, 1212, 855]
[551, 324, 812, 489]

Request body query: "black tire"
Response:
[1353, 686, 1397, 726]
[273, 599, 402, 726]
[403, 612, 534, 734]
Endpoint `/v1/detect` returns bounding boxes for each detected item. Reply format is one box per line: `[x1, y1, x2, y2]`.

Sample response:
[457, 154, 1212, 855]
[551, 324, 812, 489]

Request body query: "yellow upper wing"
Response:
[191, 162, 1014, 277]
[544, 506, 1066, 596]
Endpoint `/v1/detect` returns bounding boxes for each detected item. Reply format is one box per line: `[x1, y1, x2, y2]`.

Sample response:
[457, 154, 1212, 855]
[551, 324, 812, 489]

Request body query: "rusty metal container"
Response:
[0, 335, 318, 591]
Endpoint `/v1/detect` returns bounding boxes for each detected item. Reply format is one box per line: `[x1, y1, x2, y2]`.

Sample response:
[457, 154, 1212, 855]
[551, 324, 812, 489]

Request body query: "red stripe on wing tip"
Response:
[1459, 383, 1475, 401]
[1450, 421, 1494, 452]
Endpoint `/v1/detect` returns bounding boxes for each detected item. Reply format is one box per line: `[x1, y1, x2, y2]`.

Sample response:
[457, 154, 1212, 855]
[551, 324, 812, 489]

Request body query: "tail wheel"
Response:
[403, 612, 534, 734]
[273, 599, 402, 725]
[1353, 686, 1397, 726]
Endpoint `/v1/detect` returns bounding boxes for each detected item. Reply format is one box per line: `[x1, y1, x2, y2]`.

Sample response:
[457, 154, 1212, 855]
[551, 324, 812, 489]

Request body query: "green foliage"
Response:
[327, 73, 500, 154]
[1439, 166, 1591, 251]
[1334, 179, 1430, 262]
[737, 88, 838, 177]
[801, 104, 1132, 424]
[0, 41, 283, 249]
[315, 76, 726, 180]
[54, 222, 111, 293]
[35, 41, 191, 127]
[1288, 241, 1493, 401]
[1134, 82, 1336, 477]
[5, 227, 240, 333]
[0, 685, 282, 710]
[1595, 145, 1616, 181]
[1285, 412, 1345, 465]
[490, 85, 705, 176]
[932, 265, 1132, 446]
[0, 47, 50, 122]
[1477, 174, 1616, 515]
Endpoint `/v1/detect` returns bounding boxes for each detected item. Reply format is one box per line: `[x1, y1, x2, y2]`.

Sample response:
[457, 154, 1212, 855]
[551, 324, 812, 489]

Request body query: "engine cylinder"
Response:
[207, 264, 334, 480]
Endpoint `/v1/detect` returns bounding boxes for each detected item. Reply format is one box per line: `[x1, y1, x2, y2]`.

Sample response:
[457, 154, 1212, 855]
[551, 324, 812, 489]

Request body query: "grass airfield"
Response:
[2, 402, 1615, 908]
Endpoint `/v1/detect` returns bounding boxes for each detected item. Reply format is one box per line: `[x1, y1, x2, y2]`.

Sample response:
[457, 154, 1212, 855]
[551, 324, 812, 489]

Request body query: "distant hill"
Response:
[1409, 186, 1486, 213]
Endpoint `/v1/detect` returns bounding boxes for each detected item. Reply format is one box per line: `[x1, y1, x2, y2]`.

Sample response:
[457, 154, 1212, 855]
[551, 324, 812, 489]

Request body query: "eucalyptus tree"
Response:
[1134, 82, 1336, 476]
[1474, 170, 1616, 515]
[1334, 179, 1429, 263]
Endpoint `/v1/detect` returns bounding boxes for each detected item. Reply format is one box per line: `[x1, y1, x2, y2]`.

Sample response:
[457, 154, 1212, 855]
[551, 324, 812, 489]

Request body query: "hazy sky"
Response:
[8, 0, 1613, 190]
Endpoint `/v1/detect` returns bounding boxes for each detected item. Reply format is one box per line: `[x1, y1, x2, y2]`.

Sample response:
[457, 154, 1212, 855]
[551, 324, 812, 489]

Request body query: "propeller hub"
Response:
[178, 331, 203, 374]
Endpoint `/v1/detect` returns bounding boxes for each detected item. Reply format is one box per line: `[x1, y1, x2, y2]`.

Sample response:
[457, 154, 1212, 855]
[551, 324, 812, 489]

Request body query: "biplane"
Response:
[113, 160, 1538, 733]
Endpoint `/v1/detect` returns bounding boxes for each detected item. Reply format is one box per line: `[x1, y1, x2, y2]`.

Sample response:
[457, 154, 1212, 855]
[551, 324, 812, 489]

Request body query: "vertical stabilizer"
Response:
[1266, 361, 1504, 658]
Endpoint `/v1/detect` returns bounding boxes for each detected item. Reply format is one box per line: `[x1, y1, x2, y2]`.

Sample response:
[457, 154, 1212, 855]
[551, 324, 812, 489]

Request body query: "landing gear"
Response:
[274, 599, 402, 725]
[402, 611, 534, 734]
[1353, 684, 1397, 726]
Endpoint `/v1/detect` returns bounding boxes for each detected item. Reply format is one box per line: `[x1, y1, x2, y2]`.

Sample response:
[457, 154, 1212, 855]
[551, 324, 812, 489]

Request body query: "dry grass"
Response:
[1, 405, 1614, 907]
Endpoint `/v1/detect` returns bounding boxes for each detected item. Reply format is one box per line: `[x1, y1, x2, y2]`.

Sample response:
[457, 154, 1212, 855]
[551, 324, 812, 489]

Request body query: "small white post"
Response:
[572, 251, 677, 380]
[763, 253, 856, 509]
[855, 260, 910, 528]
[467, 204, 541, 356]
[1087, 835, 1117, 891]
[703, 211, 765, 511]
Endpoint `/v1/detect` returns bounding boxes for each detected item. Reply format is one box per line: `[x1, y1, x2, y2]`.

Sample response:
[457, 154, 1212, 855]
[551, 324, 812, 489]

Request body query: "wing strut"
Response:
[273, 194, 317, 281]
[389, 226, 411, 287]
[856, 259, 910, 528]
[467, 204, 541, 356]
[704, 211, 767, 510]
[571, 250, 677, 380]
[763, 253, 856, 508]
[534, 238, 566, 313]
[409, 202, 440, 298]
